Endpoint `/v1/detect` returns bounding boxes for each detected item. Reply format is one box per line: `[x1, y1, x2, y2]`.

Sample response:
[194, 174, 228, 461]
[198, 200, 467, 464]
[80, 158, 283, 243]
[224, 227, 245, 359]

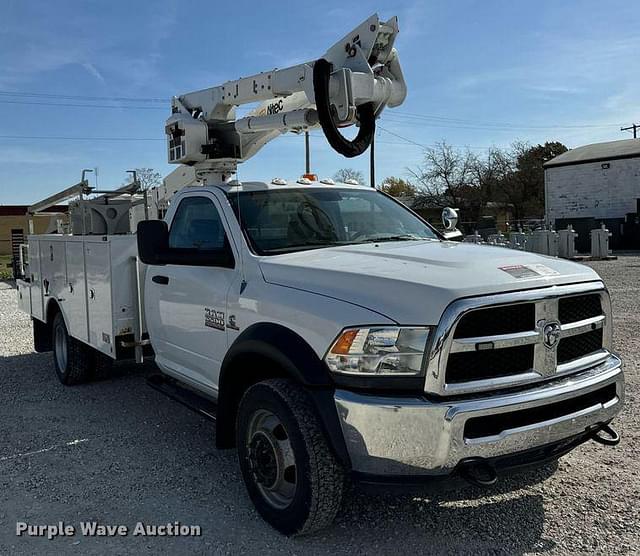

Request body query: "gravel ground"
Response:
[0, 256, 638, 555]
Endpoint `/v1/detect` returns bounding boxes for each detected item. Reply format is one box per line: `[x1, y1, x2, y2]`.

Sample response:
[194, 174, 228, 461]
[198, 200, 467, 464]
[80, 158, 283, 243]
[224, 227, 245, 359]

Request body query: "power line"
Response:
[0, 90, 167, 103]
[376, 125, 494, 150]
[0, 99, 165, 110]
[0, 132, 415, 146]
[621, 123, 639, 139]
[377, 125, 429, 148]
[0, 134, 164, 141]
[0, 89, 627, 131]
[390, 111, 620, 130]
[385, 113, 620, 132]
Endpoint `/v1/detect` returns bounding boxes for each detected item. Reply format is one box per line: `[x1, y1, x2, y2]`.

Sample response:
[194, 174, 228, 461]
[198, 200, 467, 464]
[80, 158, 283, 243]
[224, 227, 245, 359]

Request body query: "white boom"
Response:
[166, 13, 406, 184]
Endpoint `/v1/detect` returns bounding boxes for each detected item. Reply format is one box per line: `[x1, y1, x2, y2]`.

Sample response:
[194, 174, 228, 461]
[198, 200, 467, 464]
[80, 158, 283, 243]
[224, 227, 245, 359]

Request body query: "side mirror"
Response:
[441, 207, 463, 241]
[137, 220, 169, 265]
[442, 207, 458, 230]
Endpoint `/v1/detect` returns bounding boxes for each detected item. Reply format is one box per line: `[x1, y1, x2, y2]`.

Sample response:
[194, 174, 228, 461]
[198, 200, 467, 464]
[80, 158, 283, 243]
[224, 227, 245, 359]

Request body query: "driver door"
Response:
[145, 193, 238, 394]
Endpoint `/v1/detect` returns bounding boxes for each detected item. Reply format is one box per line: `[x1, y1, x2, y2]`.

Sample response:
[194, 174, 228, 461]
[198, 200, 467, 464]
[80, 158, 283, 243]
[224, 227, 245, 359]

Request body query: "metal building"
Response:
[544, 138, 640, 251]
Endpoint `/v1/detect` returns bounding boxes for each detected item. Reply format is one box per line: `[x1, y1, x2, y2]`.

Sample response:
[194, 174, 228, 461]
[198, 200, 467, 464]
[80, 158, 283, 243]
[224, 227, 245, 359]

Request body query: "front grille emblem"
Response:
[542, 321, 561, 350]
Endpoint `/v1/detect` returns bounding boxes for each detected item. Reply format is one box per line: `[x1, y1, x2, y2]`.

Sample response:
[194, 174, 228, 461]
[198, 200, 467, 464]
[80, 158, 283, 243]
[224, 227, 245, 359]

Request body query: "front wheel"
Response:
[236, 379, 344, 536]
[52, 313, 94, 385]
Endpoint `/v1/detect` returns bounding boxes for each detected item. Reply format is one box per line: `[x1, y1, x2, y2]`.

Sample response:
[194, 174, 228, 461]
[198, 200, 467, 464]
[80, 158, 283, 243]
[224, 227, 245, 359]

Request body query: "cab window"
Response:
[169, 196, 227, 250]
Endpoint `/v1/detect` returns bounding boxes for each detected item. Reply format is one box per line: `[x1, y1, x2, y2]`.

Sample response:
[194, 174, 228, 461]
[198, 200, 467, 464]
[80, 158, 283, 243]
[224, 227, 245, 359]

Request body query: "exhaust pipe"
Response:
[458, 423, 620, 488]
[458, 459, 498, 487]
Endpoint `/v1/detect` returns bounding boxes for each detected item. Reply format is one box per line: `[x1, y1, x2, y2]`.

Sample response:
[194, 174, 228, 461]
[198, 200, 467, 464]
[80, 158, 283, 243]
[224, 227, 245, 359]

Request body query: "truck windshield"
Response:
[228, 188, 439, 255]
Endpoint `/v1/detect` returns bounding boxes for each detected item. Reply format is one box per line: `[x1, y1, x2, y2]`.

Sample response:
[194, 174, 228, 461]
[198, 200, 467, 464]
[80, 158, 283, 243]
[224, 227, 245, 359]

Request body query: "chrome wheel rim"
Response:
[54, 323, 68, 372]
[246, 409, 297, 509]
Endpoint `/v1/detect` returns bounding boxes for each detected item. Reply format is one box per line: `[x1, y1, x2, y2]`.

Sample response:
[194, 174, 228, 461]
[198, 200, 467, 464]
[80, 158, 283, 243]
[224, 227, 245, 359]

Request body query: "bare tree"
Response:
[334, 168, 365, 184]
[124, 168, 162, 190]
[409, 142, 482, 212]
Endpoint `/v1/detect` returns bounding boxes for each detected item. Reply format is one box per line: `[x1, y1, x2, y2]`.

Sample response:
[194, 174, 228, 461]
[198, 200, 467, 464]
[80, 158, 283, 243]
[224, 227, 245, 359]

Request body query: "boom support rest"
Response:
[313, 59, 376, 158]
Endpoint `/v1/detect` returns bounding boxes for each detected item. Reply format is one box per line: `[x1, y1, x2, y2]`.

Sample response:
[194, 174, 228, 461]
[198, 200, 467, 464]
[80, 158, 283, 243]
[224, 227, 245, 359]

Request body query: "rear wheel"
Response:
[52, 313, 94, 385]
[236, 379, 344, 536]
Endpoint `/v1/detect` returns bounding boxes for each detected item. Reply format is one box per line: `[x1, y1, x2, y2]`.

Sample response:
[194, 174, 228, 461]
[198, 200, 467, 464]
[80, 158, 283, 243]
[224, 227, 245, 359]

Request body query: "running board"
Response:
[147, 374, 217, 421]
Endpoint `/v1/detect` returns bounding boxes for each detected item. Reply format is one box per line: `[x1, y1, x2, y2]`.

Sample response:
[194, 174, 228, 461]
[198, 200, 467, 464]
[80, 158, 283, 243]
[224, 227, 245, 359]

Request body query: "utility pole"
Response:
[621, 123, 639, 139]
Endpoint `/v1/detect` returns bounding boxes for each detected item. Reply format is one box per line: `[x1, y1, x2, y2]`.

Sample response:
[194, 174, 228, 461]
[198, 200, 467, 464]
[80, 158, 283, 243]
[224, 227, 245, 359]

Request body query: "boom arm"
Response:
[166, 13, 406, 183]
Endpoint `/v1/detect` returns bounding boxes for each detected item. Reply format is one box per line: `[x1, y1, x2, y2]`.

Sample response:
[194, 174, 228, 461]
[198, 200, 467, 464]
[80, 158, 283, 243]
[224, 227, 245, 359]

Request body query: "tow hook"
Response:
[589, 423, 620, 446]
[458, 459, 498, 487]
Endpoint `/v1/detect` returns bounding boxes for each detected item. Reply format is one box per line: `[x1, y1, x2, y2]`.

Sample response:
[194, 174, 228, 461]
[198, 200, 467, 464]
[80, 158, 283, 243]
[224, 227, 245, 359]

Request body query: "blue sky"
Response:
[1, 0, 639, 204]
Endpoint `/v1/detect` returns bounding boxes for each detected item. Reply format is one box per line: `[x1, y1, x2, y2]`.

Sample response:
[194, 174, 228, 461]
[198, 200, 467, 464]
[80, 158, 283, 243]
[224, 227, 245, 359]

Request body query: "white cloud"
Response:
[81, 63, 105, 83]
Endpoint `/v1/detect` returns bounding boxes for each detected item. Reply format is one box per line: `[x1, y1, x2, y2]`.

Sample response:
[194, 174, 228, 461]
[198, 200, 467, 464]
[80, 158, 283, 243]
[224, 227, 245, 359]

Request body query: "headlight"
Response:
[325, 327, 431, 376]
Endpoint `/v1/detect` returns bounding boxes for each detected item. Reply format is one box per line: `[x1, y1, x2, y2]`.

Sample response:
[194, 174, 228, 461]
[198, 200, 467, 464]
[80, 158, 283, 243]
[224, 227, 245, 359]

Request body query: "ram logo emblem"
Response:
[542, 321, 561, 349]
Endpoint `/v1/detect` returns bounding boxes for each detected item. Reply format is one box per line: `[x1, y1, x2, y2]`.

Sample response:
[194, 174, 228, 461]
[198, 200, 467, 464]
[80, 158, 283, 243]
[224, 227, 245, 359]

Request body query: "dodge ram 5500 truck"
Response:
[17, 180, 625, 534]
[15, 14, 623, 536]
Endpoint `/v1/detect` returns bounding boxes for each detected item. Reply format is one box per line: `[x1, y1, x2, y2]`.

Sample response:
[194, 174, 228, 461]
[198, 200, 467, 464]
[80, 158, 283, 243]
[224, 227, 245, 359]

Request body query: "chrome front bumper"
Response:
[334, 354, 624, 476]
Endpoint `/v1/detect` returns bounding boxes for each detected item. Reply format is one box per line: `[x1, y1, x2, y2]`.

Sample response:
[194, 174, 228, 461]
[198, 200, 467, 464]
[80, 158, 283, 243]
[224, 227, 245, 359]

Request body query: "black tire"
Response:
[51, 312, 94, 385]
[236, 378, 344, 536]
[92, 352, 114, 380]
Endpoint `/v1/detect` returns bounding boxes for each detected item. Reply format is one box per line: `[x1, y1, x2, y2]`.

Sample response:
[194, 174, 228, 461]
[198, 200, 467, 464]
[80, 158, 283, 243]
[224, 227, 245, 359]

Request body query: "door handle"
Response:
[152, 275, 169, 285]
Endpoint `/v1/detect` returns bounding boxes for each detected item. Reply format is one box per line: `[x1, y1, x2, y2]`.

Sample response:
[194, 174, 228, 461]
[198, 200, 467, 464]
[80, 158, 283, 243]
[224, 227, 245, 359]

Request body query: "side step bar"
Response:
[147, 374, 217, 421]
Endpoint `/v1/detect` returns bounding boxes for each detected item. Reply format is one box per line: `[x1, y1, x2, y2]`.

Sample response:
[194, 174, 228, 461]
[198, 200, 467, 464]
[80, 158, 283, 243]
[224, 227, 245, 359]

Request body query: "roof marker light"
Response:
[271, 178, 287, 185]
[320, 178, 335, 185]
[296, 177, 312, 185]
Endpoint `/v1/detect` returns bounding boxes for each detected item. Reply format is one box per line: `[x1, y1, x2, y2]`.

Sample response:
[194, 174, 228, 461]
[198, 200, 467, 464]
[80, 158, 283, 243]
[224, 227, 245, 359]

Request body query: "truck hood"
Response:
[259, 240, 602, 324]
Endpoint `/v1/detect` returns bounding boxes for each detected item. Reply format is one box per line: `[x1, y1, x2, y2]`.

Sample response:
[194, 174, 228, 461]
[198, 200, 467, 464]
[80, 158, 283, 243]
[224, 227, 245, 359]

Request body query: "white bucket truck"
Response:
[16, 14, 623, 535]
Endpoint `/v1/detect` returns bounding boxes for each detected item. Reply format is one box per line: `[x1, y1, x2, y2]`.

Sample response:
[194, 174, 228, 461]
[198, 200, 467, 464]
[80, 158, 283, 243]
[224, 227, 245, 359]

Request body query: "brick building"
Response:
[0, 205, 68, 258]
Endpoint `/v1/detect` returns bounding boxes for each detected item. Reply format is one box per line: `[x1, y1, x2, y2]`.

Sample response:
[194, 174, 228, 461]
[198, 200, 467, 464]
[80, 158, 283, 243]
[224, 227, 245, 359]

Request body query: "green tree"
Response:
[379, 177, 416, 197]
[488, 141, 568, 220]
[515, 141, 568, 214]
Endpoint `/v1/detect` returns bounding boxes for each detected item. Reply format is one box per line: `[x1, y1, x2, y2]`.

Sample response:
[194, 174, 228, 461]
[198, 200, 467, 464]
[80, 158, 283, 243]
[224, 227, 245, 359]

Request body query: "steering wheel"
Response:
[296, 202, 337, 240]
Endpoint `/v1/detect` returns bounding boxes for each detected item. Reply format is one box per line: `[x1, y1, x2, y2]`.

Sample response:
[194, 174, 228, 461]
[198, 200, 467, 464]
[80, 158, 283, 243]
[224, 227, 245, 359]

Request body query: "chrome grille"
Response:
[446, 344, 534, 383]
[453, 303, 535, 338]
[425, 283, 612, 396]
[558, 294, 602, 324]
[557, 328, 603, 364]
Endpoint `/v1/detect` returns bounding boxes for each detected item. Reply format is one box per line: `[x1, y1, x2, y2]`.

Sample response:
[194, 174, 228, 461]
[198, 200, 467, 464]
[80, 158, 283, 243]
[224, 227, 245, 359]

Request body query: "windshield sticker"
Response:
[499, 264, 561, 279]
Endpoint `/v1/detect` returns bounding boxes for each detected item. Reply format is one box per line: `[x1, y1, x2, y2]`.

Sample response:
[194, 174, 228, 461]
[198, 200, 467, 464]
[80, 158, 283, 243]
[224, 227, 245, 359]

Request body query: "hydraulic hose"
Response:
[312, 58, 376, 158]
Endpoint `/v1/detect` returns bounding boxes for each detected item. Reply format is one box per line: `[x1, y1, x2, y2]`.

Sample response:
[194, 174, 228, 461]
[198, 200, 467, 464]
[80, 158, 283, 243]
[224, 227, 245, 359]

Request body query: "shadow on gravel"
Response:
[332, 490, 552, 554]
[1, 351, 555, 555]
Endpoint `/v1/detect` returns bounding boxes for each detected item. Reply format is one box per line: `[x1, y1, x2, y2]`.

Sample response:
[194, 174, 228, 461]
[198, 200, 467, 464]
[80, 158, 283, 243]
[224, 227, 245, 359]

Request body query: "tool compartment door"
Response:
[28, 238, 44, 321]
[40, 238, 67, 318]
[16, 279, 32, 315]
[64, 240, 89, 342]
[85, 241, 114, 356]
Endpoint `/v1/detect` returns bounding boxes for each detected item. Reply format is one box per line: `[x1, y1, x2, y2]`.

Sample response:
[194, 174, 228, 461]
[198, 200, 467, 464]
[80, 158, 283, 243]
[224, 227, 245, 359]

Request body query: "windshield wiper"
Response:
[266, 241, 346, 254]
[356, 234, 428, 243]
